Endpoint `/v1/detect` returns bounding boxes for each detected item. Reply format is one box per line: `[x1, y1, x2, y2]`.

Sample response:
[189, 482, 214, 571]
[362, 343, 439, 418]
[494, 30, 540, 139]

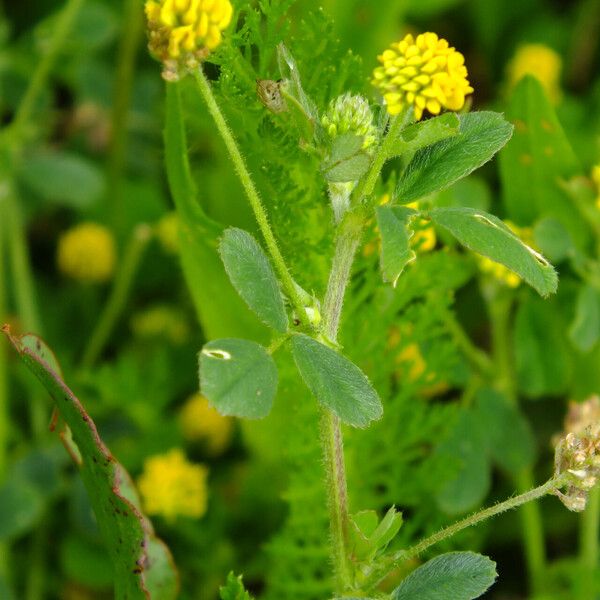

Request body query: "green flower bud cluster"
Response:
[321, 92, 377, 150]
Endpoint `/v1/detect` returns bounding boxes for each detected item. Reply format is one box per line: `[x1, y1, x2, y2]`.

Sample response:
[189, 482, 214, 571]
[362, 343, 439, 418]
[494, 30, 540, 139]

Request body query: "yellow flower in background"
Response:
[156, 212, 180, 254]
[57, 222, 116, 283]
[138, 448, 208, 521]
[130, 304, 189, 344]
[179, 393, 233, 455]
[145, 0, 233, 79]
[477, 255, 521, 288]
[372, 32, 473, 120]
[507, 44, 562, 103]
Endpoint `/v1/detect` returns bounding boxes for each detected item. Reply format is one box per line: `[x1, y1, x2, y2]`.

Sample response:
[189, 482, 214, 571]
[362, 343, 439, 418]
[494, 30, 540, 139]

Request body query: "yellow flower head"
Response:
[477, 255, 521, 288]
[57, 222, 116, 283]
[179, 393, 233, 454]
[507, 44, 562, 103]
[137, 448, 208, 521]
[145, 0, 233, 79]
[372, 32, 473, 120]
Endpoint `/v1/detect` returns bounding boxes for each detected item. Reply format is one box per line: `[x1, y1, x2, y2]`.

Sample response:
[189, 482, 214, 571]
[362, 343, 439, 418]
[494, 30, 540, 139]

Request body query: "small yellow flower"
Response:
[57, 222, 116, 283]
[372, 32, 473, 120]
[179, 393, 233, 454]
[591, 165, 600, 210]
[137, 448, 208, 521]
[507, 44, 562, 103]
[145, 0, 233, 79]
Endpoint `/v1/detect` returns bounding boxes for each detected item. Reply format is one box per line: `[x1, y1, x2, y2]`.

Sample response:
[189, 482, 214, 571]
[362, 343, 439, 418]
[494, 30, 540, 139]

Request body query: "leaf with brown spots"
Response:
[2, 326, 178, 600]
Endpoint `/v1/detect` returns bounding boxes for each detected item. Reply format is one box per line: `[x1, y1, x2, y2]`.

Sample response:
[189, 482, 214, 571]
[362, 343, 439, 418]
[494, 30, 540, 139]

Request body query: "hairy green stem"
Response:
[489, 288, 547, 594]
[579, 486, 600, 600]
[80, 224, 151, 369]
[365, 475, 566, 591]
[353, 108, 412, 205]
[8, 0, 84, 140]
[107, 0, 143, 233]
[320, 215, 365, 592]
[193, 68, 308, 322]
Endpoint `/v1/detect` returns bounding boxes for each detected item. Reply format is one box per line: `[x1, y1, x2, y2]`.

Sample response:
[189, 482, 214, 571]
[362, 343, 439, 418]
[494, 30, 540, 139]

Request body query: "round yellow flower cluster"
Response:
[372, 32, 473, 120]
[137, 448, 208, 521]
[145, 0, 233, 79]
[156, 212, 180, 254]
[507, 44, 562, 103]
[179, 393, 233, 455]
[130, 304, 189, 344]
[57, 222, 116, 283]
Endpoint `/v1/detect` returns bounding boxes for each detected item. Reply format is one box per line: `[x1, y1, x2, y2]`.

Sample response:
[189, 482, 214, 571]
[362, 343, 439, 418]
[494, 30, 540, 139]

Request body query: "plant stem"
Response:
[579, 486, 600, 600]
[193, 69, 308, 322]
[80, 224, 152, 369]
[8, 0, 84, 140]
[365, 475, 566, 591]
[107, 0, 143, 234]
[488, 288, 547, 594]
[353, 108, 412, 205]
[319, 215, 365, 593]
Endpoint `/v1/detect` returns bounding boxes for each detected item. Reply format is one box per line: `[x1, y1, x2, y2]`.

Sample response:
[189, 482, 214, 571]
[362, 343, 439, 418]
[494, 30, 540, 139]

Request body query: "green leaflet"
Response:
[428, 206, 558, 297]
[388, 112, 460, 163]
[3, 330, 178, 600]
[499, 76, 589, 246]
[396, 112, 513, 203]
[391, 552, 497, 600]
[220, 572, 253, 600]
[290, 334, 382, 428]
[219, 227, 288, 332]
[164, 81, 264, 340]
[376, 205, 417, 285]
[199, 338, 278, 419]
[349, 506, 402, 562]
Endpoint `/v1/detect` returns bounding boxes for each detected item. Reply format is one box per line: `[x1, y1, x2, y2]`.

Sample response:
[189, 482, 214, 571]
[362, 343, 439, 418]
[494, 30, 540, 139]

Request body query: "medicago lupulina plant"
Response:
[143, 0, 599, 598]
[3, 0, 600, 599]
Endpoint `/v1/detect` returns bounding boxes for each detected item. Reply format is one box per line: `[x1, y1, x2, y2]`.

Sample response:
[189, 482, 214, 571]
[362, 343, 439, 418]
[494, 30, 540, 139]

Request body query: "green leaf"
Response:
[514, 296, 572, 398]
[18, 151, 104, 208]
[569, 284, 600, 353]
[428, 207, 557, 297]
[3, 330, 178, 600]
[350, 506, 403, 562]
[389, 112, 460, 162]
[220, 572, 253, 600]
[376, 205, 417, 285]
[436, 410, 490, 514]
[396, 112, 513, 203]
[290, 334, 382, 428]
[199, 338, 278, 419]
[475, 388, 535, 474]
[499, 76, 588, 246]
[392, 552, 497, 600]
[219, 228, 288, 333]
